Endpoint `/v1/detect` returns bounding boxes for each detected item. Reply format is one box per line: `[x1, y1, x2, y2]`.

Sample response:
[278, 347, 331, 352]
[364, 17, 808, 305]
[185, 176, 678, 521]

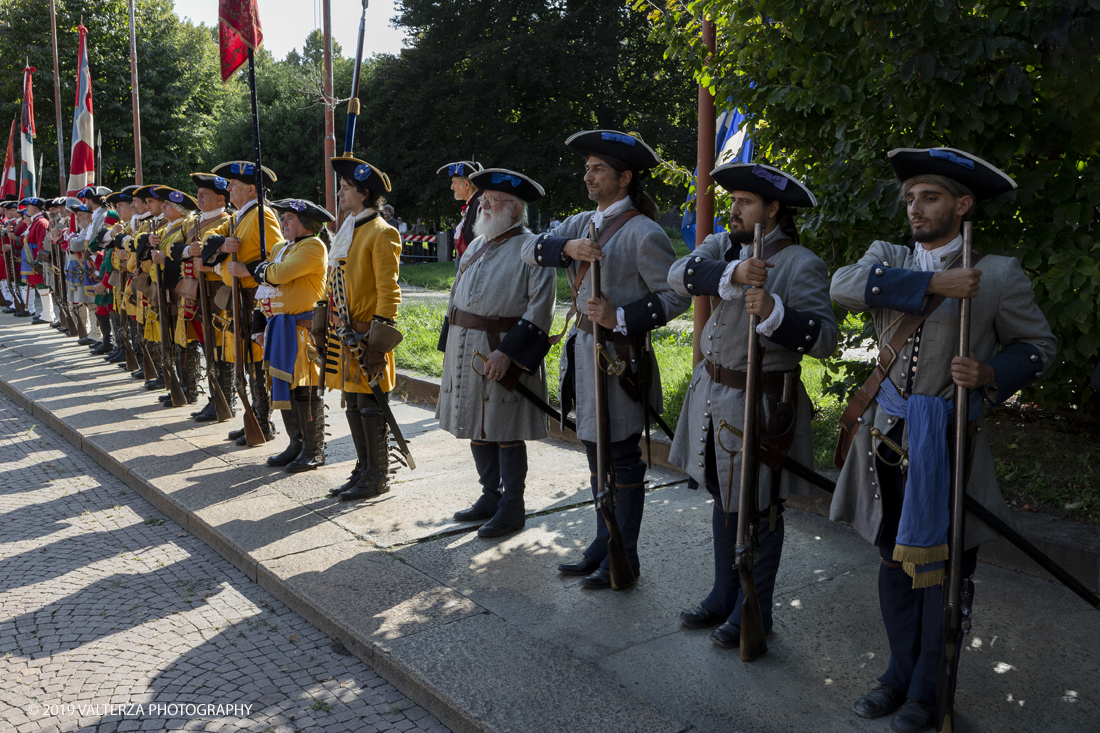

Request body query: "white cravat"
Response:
[235, 199, 258, 225]
[200, 207, 226, 224]
[591, 195, 631, 231]
[914, 233, 963, 272]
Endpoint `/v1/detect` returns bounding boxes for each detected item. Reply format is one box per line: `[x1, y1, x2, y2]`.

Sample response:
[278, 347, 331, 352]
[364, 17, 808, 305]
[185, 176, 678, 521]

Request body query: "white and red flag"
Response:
[66, 24, 95, 195]
[1, 120, 17, 200]
[19, 65, 36, 198]
[219, 0, 263, 83]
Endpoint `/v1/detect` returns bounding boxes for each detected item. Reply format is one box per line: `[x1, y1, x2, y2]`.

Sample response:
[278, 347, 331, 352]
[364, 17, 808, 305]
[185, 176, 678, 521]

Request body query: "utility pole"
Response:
[128, 0, 143, 184]
[322, 0, 336, 218]
[49, 0, 66, 195]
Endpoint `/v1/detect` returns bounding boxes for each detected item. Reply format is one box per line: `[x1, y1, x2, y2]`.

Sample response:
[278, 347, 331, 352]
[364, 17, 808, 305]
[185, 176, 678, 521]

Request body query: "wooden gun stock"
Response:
[588, 221, 635, 590]
[194, 225, 233, 423]
[230, 249, 265, 446]
[735, 223, 769, 663]
[154, 259, 187, 407]
[122, 329, 139, 372]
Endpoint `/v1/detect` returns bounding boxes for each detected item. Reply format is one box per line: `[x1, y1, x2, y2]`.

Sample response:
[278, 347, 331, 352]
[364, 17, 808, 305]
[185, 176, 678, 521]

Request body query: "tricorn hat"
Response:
[20, 197, 46, 209]
[467, 168, 544, 204]
[888, 147, 1016, 201]
[131, 184, 165, 201]
[152, 186, 199, 211]
[436, 161, 482, 178]
[565, 129, 661, 171]
[710, 163, 817, 208]
[330, 156, 391, 194]
[269, 198, 335, 223]
[212, 160, 277, 189]
[77, 185, 112, 203]
[190, 172, 231, 196]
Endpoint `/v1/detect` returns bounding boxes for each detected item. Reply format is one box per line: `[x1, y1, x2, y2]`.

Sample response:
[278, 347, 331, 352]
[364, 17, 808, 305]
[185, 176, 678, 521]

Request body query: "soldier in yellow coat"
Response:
[326, 157, 402, 501]
[121, 189, 154, 379]
[228, 198, 330, 473]
[178, 173, 233, 423]
[205, 160, 282, 445]
[150, 186, 200, 407]
[133, 185, 169, 390]
[100, 187, 139, 366]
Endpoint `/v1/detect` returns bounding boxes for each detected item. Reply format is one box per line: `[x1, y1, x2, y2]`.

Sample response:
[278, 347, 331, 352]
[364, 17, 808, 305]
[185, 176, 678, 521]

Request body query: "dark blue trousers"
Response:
[580, 434, 646, 574]
[469, 440, 528, 528]
[701, 428, 784, 633]
[875, 428, 978, 704]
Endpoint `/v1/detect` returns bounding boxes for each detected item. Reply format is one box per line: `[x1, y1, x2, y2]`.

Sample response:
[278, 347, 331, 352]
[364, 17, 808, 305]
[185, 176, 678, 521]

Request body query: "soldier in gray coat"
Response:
[830, 147, 1056, 733]
[668, 162, 837, 649]
[437, 169, 557, 539]
[522, 130, 690, 589]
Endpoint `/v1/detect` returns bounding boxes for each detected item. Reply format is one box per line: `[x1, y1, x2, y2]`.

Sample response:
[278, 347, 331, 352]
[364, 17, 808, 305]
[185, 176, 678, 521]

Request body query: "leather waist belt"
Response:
[449, 307, 519, 333]
[704, 360, 800, 394]
[352, 320, 371, 334]
[576, 313, 632, 346]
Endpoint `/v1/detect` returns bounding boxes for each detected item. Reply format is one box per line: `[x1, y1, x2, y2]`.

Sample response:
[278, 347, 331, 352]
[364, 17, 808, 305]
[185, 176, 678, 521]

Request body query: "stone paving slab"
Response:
[3, 313, 1099, 733]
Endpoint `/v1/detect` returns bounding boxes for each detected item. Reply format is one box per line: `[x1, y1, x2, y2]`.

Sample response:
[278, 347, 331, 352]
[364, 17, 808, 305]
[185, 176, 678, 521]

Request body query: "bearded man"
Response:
[436, 169, 556, 538]
[830, 147, 1056, 733]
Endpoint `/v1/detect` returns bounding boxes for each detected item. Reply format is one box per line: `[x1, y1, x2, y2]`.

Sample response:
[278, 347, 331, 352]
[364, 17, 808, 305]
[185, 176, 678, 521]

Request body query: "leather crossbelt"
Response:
[704, 360, 800, 394]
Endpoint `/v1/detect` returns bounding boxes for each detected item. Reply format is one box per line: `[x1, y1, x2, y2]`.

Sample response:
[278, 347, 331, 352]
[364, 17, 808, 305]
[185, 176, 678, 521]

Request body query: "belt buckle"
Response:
[877, 343, 898, 376]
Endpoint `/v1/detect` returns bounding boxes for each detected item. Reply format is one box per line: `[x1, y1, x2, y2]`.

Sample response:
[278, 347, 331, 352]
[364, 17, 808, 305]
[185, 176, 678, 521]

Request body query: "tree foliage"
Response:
[640, 0, 1100, 415]
[0, 0, 230, 194]
[356, 0, 697, 222]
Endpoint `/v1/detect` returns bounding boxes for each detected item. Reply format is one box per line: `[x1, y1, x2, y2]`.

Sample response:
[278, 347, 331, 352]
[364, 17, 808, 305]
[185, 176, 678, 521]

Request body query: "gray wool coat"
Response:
[830, 240, 1057, 549]
[436, 229, 557, 442]
[521, 203, 690, 443]
[667, 227, 838, 509]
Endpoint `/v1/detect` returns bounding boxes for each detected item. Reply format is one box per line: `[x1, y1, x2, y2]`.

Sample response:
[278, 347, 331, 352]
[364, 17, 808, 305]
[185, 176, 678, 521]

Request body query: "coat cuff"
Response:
[620, 294, 668, 335]
[251, 309, 268, 335]
[864, 265, 932, 314]
[766, 302, 824, 355]
[497, 318, 551, 371]
[251, 260, 269, 284]
[531, 233, 570, 267]
[682, 255, 729, 297]
[982, 341, 1044, 405]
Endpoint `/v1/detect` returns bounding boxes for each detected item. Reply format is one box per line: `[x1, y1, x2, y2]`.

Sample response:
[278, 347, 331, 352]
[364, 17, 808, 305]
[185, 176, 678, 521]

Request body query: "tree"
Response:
[356, 0, 698, 223]
[0, 0, 230, 194]
[641, 0, 1100, 416]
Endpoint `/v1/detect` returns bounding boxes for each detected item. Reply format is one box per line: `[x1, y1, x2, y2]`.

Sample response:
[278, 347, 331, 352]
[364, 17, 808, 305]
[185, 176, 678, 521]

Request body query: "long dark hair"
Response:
[762, 197, 800, 244]
[598, 154, 658, 221]
[300, 215, 333, 245]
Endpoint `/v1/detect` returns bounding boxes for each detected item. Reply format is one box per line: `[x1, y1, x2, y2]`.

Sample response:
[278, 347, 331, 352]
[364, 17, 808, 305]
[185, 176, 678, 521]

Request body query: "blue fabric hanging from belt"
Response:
[874, 377, 984, 588]
[264, 313, 311, 410]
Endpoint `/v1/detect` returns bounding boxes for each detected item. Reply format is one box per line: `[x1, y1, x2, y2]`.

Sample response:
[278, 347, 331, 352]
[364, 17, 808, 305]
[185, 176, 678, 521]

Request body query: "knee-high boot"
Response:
[182, 341, 201, 403]
[340, 392, 390, 501]
[288, 389, 325, 473]
[334, 394, 368, 497]
[91, 314, 113, 354]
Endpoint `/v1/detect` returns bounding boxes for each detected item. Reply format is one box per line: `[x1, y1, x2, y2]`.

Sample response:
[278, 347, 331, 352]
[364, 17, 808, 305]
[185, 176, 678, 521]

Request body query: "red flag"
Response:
[219, 0, 263, 83]
[67, 24, 96, 195]
[1, 120, 17, 199]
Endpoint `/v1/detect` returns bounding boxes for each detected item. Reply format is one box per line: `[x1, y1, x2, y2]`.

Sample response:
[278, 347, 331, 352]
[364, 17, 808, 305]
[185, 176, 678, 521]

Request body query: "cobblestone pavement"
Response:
[0, 393, 450, 733]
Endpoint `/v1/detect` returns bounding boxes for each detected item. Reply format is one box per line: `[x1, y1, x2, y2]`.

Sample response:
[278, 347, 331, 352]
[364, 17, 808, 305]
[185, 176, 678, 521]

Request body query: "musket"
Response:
[114, 228, 138, 370]
[341, 0, 369, 158]
[935, 221, 974, 732]
[136, 228, 159, 376]
[193, 219, 232, 421]
[589, 220, 635, 590]
[229, 216, 265, 446]
[153, 223, 187, 407]
[734, 222, 768, 662]
[3, 222, 27, 314]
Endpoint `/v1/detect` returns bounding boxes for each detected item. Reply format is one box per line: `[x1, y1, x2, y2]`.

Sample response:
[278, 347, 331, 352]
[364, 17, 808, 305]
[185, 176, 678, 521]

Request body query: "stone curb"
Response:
[0, 344, 686, 733]
[392, 369, 1100, 595]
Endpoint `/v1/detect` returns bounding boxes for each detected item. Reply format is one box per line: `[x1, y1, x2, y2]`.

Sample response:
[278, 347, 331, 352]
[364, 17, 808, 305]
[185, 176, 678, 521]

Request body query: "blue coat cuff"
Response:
[436, 317, 449, 353]
[621, 294, 668, 335]
[531, 233, 570, 268]
[767, 307, 824, 354]
[982, 341, 1043, 405]
[251, 309, 268, 335]
[681, 256, 728, 297]
[864, 266, 932, 315]
[498, 319, 550, 371]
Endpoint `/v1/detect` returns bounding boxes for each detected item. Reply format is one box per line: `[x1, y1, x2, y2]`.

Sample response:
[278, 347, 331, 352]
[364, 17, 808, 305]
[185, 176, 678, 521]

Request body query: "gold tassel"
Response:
[904, 563, 946, 589]
[893, 543, 949, 566]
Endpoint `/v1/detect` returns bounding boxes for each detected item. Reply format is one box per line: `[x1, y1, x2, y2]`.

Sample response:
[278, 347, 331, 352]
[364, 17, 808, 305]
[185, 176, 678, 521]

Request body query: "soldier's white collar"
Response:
[200, 207, 226, 223]
[591, 195, 631, 231]
[235, 199, 259, 224]
[914, 233, 962, 273]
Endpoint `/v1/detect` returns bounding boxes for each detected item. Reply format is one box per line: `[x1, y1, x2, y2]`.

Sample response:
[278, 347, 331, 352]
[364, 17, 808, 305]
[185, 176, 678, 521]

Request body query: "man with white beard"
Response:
[436, 168, 556, 538]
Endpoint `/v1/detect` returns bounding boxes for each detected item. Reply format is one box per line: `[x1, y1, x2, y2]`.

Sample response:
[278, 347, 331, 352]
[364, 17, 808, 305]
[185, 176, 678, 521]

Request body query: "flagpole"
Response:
[128, 0, 143, 184]
[96, 130, 103, 186]
[246, 48, 268, 261]
[322, 0, 335, 218]
[692, 17, 716, 368]
[49, 0, 66, 195]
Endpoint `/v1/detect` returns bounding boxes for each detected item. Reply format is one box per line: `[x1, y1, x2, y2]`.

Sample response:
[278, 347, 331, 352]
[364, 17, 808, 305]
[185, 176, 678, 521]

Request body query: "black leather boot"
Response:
[182, 342, 201, 404]
[331, 404, 366, 496]
[340, 397, 390, 501]
[288, 392, 325, 473]
[91, 315, 113, 354]
[267, 408, 303, 466]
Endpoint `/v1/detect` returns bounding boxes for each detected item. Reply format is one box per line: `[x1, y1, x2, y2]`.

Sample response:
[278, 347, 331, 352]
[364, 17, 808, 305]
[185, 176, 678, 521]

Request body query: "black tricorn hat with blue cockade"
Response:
[190, 172, 231, 197]
[151, 186, 198, 211]
[436, 161, 482, 178]
[212, 160, 277, 189]
[565, 129, 662, 171]
[888, 147, 1016, 201]
[330, 156, 391, 194]
[711, 162, 817, 208]
[467, 168, 544, 204]
[269, 198, 335, 223]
